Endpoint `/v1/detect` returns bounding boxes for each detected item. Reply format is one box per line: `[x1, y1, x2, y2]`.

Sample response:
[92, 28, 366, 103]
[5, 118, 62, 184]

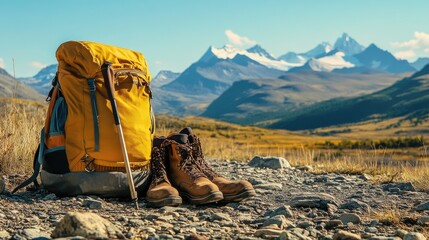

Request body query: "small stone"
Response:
[158, 215, 174, 222]
[21, 228, 50, 239]
[262, 215, 288, 229]
[254, 183, 283, 191]
[364, 227, 378, 233]
[326, 220, 343, 229]
[0, 178, 5, 194]
[333, 230, 362, 240]
[254, 228, 284, 237]
[367, 237, 401, 240]
[270, 205, 294, 218]
[142, 227, 156, 234]
[414, 201, 429, 211]
[43, 193, 57, 200]
[339, 213, 361, 224]
[248, 177, 265, 185]
[211, 213, 231, 222]
[417, 216, 429, 226]
[52, 212, 124, 239]
[340, 200, 371, 213]
[369, 219, 379, 227]
[297, 166, 313, 171]
[395, 229, 408, 237]
[359, 174, 371, 181]
[383, 182, 416, 192]
[187, 233, 208, 240]
[165, 211, 180, 218]
[389, 188, 401, 193]
[83, 199, 103, 209]
[403, 232, 426, 240]
[129, 219, 144, 227]
[248, 156, 291, 169]
[297, 221, 315, 229]
[290, 193, 339, 211]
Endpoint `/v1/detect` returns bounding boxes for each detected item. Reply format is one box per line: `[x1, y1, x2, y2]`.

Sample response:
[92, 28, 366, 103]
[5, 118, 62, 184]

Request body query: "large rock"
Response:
[248, 156, 291, 169]
[51, 212, 124, 239]
[289, 193, 339, 212]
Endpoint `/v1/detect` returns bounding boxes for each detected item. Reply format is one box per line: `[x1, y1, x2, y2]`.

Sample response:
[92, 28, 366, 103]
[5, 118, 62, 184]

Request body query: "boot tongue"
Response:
[168, 133, 188, 144]
[179, 127, 193, 135]
[153, 137, 166, 148]
[180, 127, 195, 143]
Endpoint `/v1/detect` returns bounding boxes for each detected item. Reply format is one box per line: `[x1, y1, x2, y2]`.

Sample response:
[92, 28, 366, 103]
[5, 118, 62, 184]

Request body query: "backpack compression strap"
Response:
[12, 129, 45, 193]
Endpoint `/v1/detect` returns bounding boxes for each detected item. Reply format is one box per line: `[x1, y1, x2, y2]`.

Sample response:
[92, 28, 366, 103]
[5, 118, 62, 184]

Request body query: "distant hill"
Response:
[353, 44, 416, 73]
[411, 58, 429, 71]
[19, 64, 57, 95]
[0, 68, 44, 101]
[202, 71, 408, 125]
[151, 70, 180, 88]
[270, 65, 429, 130]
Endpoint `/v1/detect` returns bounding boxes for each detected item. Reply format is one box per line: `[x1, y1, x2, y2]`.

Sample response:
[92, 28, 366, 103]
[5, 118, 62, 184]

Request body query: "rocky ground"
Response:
[0, 156, 428, 240]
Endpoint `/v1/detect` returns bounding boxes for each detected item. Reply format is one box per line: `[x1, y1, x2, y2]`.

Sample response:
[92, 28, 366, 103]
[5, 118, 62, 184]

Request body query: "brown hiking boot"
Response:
[164, 134, 223, 205]
[146, 138, 182, 207]
[180, 127, 257, 202]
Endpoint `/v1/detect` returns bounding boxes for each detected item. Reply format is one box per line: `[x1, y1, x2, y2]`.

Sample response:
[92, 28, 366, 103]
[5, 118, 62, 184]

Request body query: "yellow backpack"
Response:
[14, 41, 154, 193]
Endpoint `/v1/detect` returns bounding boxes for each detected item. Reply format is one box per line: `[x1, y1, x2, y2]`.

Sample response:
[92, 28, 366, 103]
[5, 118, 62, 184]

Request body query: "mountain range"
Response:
[270, 65, 429, 131]
[8, 33, 428, 130]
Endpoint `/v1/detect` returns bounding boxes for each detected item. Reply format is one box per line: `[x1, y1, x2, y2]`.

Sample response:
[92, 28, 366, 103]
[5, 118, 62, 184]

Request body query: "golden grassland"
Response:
[1, 98, 429, 190]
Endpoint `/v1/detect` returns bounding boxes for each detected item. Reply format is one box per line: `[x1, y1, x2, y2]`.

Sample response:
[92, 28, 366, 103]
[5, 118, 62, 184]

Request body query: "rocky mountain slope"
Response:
[271, 64, 429, 130]
[202, 71, 408, 125]
[1, 157, 428, 239]
[0, 68, 43, 101]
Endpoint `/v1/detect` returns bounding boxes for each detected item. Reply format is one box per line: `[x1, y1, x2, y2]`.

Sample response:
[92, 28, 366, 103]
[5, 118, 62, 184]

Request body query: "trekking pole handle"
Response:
[101, 62, 120, 125]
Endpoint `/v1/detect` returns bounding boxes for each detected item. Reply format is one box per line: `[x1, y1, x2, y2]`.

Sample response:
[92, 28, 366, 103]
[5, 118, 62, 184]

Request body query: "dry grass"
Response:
[1, 100, 429, 191]
[0, 98, 45, 175]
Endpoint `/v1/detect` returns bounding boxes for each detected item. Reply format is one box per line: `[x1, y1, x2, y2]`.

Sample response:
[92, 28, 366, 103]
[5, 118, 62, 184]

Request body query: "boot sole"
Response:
[146, 196, 182, 208]
[180, 191, 224, 205]
[221, 187, 257, 202]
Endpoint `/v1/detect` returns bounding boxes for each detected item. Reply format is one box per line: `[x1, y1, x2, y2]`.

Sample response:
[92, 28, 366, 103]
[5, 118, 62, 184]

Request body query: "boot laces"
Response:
[190, 134, 220, 180]
[175, 143, 206, 180]
[150, 146, 169, 185]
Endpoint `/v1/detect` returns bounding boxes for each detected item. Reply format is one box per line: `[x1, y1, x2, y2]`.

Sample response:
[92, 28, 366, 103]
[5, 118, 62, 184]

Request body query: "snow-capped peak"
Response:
[334, 33, 365, 55]
[305, 42, 333, 58]
[247, 44, 276, 60]
[306, 51, 355, 72]
[199, 44, 302, 71]
[211, 44, 241, 59]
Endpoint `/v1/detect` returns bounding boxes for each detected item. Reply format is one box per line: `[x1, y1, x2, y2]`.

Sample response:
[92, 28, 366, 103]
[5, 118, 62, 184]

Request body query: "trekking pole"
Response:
[101, 62, 139, 209]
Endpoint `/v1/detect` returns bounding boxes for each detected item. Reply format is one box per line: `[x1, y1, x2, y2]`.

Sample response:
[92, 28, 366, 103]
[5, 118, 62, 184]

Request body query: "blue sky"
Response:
[1, 0, 428, 77]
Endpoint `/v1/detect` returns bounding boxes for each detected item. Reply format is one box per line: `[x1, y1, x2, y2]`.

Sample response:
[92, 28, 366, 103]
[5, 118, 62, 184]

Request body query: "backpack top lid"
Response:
[56, 41, 151, 81]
